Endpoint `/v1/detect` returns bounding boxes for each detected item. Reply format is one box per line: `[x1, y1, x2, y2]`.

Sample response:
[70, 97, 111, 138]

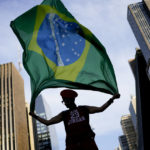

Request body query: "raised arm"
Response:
[85, 93, 120, 114]
[29, 112, 63, 126]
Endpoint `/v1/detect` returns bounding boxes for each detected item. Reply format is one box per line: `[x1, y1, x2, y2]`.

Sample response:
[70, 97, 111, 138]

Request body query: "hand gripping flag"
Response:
[10, 0, 119, 111]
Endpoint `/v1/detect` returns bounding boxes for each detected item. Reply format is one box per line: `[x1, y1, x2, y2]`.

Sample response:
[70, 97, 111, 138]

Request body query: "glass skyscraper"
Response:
[33, 94, 59, 150]
[36, 113, 52, 149]
[128, 2, 150, 64]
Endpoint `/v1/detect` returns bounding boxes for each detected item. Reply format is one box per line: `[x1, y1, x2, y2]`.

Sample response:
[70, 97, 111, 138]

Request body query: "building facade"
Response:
[0, 63, 30, 150]
[131, 49, 150, 150]
[25, 102, 35, 150]
[127, 2, 150, 79]
[129, 96, 137, 131]
[33, 94, 59, 150]
[121, 115, 137, 150]
[128, 1, 150, 149]
[119, 135, 129, 150]
[144, 0, 150, 12]
[114, 147, 121, 150]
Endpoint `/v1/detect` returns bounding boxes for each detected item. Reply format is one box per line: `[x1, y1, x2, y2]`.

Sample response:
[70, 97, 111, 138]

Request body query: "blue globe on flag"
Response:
[37, 13, 86, 66]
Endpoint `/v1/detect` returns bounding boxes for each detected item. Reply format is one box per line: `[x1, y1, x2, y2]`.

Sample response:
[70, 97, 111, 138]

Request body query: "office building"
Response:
[121, 115, 137, 150]
[119, 135, 129, 150]
[128, 1, 150, 149]
[0, 63, 30, 150]
[144, 0, 150, 12]
[26, 102, 35, 150]
[128, 49, 150, 150]
[33, 94, 59, 150]
[127, 2, 150, 79]
[129, 96, 137, 131]
[114, 147, 121, 150]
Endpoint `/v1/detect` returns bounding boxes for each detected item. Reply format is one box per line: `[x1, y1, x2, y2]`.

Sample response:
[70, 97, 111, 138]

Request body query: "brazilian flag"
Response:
[10, 0, 119, 111]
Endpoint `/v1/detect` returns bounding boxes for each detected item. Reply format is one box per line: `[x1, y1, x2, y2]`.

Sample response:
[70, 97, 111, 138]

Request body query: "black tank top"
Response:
[62, 106, 95, 144]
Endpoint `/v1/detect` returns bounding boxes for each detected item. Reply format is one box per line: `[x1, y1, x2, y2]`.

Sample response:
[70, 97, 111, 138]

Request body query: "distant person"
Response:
[30, 89, 120, 150]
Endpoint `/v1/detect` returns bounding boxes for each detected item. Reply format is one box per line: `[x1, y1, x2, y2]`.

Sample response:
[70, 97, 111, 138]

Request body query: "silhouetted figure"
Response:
[30, 89, 120, 150]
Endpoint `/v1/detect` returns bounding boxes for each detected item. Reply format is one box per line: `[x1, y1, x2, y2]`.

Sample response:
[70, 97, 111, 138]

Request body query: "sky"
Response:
[0, 0, 140, 149]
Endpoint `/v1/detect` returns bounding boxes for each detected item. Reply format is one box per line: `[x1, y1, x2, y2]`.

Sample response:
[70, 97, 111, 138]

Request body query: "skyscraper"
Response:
[0, 62, 30, 150]
[33, 94, 59, 150]
[119, 135, 129, 150]
[127, 2, 150, 79]
[128, 1, 150, 148]
[121, 115, 137, 150]
[129, 96, 137, 131]
[128, 49, 150, 150]
[25, 102, 35, 150]
[144, 0, 150, 12]
[114, 146, 121, 150]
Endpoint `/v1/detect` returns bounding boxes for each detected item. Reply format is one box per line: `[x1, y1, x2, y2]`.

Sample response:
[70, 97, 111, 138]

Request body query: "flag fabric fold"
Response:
[10, 0, 119, 111]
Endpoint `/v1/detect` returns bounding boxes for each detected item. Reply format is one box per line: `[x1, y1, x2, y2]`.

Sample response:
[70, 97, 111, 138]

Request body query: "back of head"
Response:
[60, 89, 78, 98]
